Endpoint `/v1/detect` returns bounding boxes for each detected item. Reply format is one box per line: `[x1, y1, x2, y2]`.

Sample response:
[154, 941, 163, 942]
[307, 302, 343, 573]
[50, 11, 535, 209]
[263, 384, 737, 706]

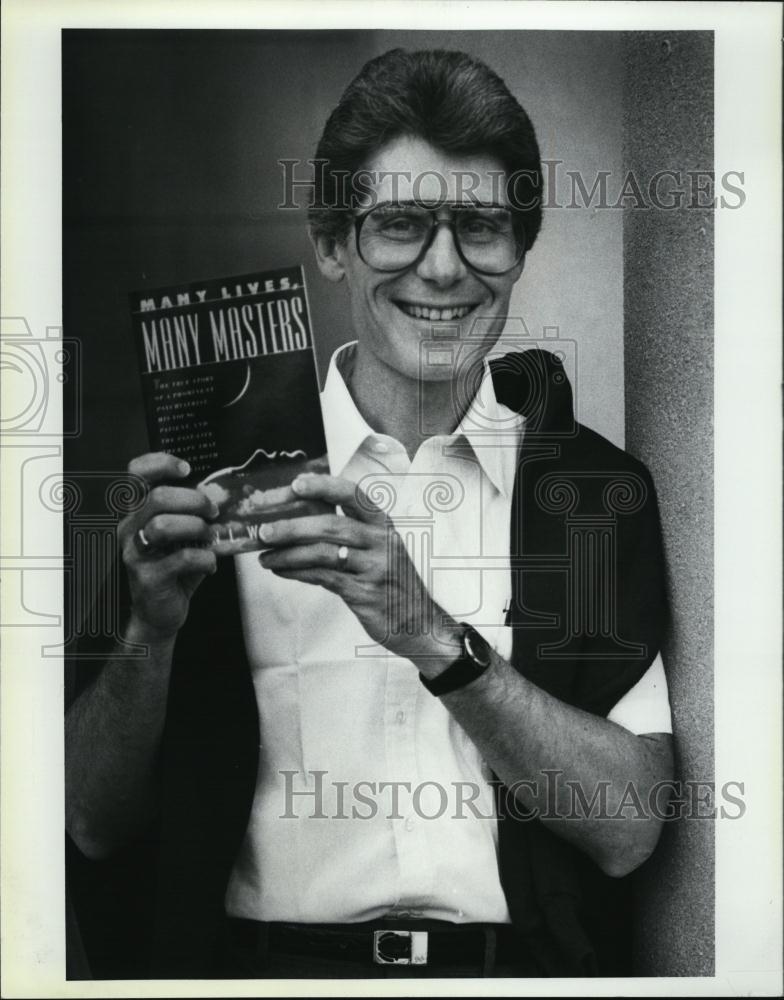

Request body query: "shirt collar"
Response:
[450, 358, 523, 498]
[321, 342, 377, 477]
[321, 341, 523, 496]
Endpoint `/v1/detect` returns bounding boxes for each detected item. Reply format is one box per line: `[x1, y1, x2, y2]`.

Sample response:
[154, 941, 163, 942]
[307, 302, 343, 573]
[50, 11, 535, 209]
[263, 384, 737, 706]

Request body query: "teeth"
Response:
[399, 303, 473, 321]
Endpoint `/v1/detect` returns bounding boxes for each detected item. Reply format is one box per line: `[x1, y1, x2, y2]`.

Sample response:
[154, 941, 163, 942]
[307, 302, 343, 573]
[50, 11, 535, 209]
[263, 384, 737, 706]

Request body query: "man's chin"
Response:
[415, 340, 502, 386]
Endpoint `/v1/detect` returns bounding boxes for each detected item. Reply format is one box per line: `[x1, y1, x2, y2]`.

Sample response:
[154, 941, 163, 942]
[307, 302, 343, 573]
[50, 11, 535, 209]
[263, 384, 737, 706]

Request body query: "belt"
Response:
[227, 917, 521, 970]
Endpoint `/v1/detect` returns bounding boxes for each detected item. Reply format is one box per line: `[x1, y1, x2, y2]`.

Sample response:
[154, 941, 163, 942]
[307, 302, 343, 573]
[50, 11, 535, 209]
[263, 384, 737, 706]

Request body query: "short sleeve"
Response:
[605, 652, 672, 735]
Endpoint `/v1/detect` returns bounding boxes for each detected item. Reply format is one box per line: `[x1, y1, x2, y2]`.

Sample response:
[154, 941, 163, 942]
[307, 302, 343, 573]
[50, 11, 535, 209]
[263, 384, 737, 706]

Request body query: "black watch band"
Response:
[420, 623, 492, 696]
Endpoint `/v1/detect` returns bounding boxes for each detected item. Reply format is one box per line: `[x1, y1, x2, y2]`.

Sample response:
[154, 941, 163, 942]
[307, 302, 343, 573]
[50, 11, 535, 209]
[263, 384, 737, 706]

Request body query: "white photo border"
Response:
[1, 1, 781, 996]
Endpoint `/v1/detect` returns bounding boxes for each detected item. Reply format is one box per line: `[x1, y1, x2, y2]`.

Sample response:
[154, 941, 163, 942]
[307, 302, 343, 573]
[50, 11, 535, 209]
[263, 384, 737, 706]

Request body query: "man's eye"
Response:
[458, 217, 499, 241]
[464, 219, 495, 233]
[378, 215, 428, 238]
[458, 213, 513, 241]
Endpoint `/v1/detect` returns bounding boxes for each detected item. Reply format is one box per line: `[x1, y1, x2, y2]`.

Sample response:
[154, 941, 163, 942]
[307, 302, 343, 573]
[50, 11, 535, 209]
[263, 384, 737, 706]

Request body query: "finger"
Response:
[291, 474, 387, 525]
[257, 512, 370, 549]
[143, 485, 219, 522]
[135, 545, 217, 583]
[304, 454, 331, 475]
[120, 485, 218, 547]
[268, 565, 346, 594]
[138, 513, 215, 551]
[127, 452, 192, 485]
[260, 542, 367, 573]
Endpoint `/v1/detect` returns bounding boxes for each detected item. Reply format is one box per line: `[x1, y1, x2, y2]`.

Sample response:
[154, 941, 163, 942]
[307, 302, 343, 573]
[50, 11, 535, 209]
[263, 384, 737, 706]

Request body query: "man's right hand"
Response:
[120, 452, 219, 642]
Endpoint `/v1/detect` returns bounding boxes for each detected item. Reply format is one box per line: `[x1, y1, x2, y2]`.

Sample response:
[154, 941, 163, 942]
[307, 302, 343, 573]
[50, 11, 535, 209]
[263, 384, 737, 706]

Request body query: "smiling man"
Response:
[65, 48, 673, 979]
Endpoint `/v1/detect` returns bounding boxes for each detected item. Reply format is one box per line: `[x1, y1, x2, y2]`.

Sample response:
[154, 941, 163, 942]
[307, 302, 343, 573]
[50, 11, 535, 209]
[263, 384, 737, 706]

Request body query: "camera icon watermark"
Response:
[0, 317, 81, 437]
[416, 318, 578, 441]
[1, 317, 144, 656]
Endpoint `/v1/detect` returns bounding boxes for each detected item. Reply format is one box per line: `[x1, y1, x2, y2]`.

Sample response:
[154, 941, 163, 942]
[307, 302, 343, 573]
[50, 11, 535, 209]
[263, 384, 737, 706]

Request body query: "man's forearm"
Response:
[65, 617, 176, 860]
[413, 626, 673, 877]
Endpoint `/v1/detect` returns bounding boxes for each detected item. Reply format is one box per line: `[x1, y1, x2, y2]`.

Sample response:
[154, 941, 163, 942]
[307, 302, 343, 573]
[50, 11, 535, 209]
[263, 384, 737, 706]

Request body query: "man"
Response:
[65, 48, 673, 979]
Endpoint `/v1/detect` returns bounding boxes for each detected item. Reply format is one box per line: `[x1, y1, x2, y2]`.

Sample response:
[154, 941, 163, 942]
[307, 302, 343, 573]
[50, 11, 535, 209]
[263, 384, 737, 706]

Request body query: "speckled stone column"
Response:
[623, 31, 714, 976]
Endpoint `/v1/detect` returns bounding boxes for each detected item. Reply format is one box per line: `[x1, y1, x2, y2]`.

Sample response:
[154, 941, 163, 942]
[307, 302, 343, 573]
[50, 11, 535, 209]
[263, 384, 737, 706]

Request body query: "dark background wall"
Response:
[63, 29, 714, 976]
[63, 27, 627, 491]
[623, 31, 714, 976]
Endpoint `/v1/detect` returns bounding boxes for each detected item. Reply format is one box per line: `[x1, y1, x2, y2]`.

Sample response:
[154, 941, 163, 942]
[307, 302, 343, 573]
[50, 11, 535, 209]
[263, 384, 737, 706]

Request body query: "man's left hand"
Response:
[257, 472, 456, 663]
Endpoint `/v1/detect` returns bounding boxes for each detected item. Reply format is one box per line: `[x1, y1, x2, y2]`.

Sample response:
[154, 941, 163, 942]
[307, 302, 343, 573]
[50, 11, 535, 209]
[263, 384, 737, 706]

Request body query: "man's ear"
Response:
[308, 227, 347, 283]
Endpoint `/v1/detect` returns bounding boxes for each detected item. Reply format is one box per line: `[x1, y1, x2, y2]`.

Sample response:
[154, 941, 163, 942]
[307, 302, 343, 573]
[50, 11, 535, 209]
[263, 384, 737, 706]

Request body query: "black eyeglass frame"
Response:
[353, 201, 528, 277]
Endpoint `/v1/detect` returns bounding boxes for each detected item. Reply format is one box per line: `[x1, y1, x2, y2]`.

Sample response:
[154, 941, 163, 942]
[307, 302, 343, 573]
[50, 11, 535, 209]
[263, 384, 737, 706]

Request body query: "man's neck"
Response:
[347, 343, 468, 461]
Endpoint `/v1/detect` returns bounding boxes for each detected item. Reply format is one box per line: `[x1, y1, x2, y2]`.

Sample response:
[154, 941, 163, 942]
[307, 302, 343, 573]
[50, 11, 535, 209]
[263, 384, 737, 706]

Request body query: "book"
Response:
[130, 265, 328, 554]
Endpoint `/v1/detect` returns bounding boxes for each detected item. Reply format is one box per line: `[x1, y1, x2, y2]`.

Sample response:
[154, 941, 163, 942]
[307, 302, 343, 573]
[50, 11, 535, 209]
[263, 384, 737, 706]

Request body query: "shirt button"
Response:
[373, 441, 389, 454]
[405, 817, 415, 832]
[395, 710, 406, 725]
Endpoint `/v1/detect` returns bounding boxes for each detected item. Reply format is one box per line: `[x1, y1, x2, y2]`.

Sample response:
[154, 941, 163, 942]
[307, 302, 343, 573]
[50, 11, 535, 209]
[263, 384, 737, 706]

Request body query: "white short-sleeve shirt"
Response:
[224, 343, 671, 924]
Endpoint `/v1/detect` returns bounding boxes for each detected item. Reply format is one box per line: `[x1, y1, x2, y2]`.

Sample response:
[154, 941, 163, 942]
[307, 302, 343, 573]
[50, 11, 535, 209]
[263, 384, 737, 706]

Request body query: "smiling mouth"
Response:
[394, 301, 478, 322]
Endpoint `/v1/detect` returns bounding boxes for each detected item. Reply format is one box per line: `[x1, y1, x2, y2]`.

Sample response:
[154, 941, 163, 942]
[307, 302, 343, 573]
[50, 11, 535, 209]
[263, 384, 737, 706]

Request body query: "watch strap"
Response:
[420, 624, 491, 696]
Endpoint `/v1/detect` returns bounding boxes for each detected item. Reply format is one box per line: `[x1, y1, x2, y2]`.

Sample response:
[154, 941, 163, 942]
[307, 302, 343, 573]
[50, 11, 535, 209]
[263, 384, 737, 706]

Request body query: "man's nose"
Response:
[415, 223, 468, 286]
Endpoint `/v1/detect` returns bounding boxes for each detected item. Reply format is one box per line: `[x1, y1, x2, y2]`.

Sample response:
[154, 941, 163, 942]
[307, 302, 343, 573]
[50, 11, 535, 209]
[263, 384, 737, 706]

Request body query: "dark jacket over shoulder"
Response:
[66, 349, 668, 979]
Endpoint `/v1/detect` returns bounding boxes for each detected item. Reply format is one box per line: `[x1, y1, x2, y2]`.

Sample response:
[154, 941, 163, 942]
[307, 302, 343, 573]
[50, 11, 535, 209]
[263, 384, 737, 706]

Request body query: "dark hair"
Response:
[308, 48, 543, 251]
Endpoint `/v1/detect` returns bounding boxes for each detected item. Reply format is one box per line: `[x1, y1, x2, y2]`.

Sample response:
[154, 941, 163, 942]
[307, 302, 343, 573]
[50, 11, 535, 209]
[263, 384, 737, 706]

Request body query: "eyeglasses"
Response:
[354, 202, 527, 276]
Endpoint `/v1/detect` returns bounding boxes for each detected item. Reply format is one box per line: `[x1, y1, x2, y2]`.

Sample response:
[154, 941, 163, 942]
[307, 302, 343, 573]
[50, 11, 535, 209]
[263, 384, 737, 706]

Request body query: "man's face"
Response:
[317, 135, 525, 384]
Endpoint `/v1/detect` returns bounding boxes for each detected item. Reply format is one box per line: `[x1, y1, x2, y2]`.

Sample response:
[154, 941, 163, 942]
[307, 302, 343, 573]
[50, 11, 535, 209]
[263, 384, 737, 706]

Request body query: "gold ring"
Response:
[336, 544, 349, 570]
[134, 527, 153, 554]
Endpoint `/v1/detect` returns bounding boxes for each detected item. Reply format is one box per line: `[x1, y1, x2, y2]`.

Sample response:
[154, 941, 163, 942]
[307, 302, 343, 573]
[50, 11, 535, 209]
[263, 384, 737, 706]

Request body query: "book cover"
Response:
[130, 265, 327, 554]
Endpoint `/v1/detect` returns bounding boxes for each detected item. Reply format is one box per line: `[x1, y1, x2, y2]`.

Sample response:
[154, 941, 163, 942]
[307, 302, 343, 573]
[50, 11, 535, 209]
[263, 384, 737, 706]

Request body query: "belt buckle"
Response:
[373, 930, 428, 966]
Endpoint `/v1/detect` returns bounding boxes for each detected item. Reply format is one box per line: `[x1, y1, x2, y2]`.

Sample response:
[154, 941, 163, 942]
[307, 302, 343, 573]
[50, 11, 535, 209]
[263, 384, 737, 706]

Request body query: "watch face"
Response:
[463, 626, 492, 669]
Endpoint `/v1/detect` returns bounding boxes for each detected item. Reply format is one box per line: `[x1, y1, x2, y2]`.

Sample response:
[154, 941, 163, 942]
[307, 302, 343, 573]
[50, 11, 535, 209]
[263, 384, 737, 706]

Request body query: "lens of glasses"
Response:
[357, 204, 525, 274]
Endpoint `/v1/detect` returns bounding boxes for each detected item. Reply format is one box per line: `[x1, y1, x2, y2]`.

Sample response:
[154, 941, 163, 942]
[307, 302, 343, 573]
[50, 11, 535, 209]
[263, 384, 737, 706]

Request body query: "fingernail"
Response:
[178, 460, 191, 477]
[259, 524, 274, 541]
[209, 502, 220, 519]
[292, 474, 314, 495]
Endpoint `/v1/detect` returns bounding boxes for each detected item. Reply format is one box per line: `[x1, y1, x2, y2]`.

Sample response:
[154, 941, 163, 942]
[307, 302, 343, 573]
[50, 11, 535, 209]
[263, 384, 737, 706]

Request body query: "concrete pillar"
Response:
[622, 31, 714, 975]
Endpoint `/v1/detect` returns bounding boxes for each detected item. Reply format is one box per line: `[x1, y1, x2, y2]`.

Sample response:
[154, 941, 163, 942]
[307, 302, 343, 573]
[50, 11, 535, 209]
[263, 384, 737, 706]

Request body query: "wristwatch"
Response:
[419, 622, 493, 696]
